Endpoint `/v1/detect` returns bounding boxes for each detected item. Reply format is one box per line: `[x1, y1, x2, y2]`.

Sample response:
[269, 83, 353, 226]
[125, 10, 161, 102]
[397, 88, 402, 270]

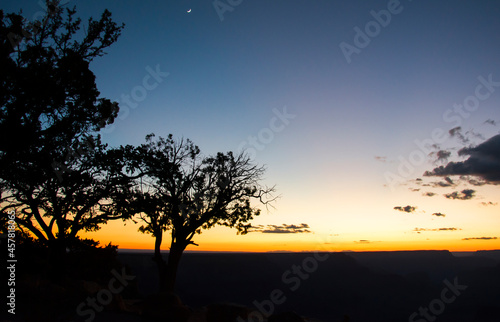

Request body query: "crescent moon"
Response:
[187, 9, 192, 13]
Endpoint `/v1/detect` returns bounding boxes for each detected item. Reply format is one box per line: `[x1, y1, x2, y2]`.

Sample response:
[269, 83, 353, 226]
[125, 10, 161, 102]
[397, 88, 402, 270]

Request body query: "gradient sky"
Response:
[6, 0, 500, 252]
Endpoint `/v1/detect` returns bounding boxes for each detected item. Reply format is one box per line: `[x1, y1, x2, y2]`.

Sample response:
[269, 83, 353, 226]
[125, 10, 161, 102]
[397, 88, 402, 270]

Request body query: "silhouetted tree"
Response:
[120, 134, 276, 292]
[0, 1, 126, 259]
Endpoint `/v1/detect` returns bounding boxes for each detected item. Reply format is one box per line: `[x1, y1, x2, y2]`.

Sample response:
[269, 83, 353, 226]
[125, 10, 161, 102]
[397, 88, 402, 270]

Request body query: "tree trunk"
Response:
[153, 228, 186, 293]
[47, 238, 68, 281]
[153, 230, 169, 292]
[163, 242, 185, 293]
[153, 228, 163, 263]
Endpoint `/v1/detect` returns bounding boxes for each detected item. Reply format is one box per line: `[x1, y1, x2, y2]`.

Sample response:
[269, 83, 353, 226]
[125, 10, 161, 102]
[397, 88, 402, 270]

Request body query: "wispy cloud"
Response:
[462, 176, 487, 186]
[414, 227, 460, 232]
[480, 201, 498, 207]
[432, 212, 446, 217]
[430, 150, 452, 164]
[462, 237, 498, 241]
[449, 126, 468, 143]
[484, 119, 497, 126]
[420, 177, 455, 188]
[423, 192, 437, 197]
[354, 239, 381, 244]
[249, 223, 312, 234]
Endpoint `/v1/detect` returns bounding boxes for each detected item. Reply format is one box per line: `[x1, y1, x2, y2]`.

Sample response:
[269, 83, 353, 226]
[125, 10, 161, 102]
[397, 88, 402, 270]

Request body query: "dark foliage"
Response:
[113, 134, 276, 292]
[0, 1, 127, 255]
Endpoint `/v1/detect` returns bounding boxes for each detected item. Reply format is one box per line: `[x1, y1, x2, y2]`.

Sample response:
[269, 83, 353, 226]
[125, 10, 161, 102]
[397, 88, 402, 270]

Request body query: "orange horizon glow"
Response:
[83, 220, 500, 253]
[114, 246, 500, 253]
[111, 243, 500, 253]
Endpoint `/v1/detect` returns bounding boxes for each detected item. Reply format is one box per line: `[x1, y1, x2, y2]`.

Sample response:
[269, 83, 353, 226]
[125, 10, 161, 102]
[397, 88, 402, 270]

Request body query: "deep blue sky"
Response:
[4, 0, 500, 250]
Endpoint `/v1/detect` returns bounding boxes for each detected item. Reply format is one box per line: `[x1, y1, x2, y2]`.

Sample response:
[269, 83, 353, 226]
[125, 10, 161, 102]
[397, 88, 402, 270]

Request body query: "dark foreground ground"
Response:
[116, 250, 500, 322]
[3, 249, 500, 321]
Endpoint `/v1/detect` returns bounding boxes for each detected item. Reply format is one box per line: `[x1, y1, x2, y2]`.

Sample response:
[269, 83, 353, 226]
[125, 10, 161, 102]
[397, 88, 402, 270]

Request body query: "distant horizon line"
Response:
[116, 248, 500, 254]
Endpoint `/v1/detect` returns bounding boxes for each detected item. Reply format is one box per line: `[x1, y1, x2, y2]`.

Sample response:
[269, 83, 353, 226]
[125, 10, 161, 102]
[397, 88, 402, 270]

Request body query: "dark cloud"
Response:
[424, 134, 500, 184]
[462, 237, 498, 241]
[409, 188, 420, 192]
[423, 192, 437, 197]
[449, 126, 461, 136]
[394, 205, 417, 213]
[432, 212, 446, 217]
[414, 227, 460, 232]
[480, 201, 498, 207]
[461, 176, 487, 186]
[430, 150, 451, 164]
[434, 181, 453, 187]
[437, 150, 451, 162]
[249, 223, 312, 234]
[449, 126, 468, 143]
[374, 156, 387, 163]
[444, 189, 476, 200]
[466, 129, 485, 141]
[484, 119, 497, 126]
[426, 177, 455, 188]
[413, 178, 424, 186]
[448, 126, 484, 144]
